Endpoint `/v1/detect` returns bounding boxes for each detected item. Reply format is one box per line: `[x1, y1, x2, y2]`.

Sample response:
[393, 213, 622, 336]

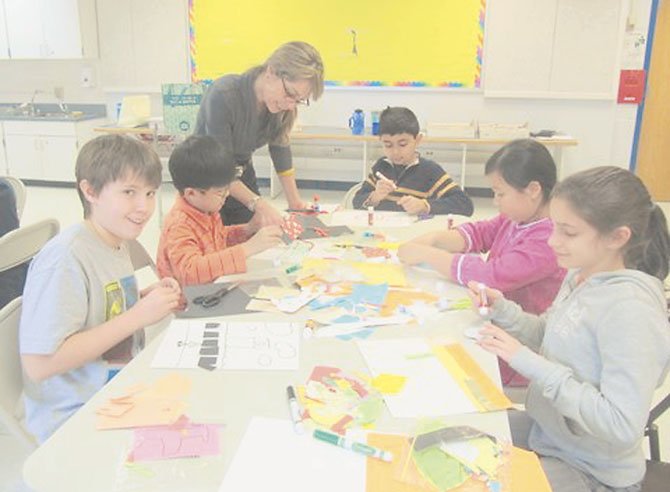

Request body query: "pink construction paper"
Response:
[128, 415, 220, 462]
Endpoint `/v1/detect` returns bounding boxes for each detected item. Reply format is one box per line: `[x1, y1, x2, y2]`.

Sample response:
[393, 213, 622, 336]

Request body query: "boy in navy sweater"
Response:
[353, 107, 473, 216]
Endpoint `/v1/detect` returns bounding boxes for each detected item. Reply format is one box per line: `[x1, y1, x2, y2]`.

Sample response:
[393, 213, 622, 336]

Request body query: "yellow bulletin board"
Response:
[188, 0, 486, 88]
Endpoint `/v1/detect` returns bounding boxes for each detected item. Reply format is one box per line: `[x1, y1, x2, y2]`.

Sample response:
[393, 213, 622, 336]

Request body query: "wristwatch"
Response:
[247, 196, 261, 212]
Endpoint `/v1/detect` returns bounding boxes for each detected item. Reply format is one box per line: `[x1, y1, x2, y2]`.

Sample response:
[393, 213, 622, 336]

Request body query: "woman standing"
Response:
[195, 41, 324, 225]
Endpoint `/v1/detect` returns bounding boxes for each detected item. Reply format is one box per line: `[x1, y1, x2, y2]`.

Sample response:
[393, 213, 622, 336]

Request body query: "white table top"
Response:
[23, 217, 511, 492]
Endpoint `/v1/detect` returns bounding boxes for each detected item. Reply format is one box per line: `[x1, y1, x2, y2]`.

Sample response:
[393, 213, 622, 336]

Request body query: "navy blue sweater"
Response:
[352, 156, 473, 216]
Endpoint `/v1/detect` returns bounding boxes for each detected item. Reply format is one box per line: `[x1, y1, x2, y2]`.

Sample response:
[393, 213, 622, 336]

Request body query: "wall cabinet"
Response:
[3, 119, 104, 182]
[3, 0, 97, 59]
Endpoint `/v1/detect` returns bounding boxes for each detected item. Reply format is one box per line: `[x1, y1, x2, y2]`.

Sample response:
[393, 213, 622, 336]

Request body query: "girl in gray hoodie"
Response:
[474, 166, 670, 491]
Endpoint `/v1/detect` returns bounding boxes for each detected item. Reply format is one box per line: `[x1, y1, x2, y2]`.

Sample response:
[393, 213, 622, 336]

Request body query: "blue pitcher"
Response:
[349, 109, 365, 135]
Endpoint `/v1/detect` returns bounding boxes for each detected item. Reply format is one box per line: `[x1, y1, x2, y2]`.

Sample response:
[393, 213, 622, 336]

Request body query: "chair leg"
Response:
[648, 424, 660, 461]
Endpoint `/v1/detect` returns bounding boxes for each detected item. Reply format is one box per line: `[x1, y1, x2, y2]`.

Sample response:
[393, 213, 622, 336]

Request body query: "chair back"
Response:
[0, 297, 36, 449]
[341, 182, 364, 209]
[0, 218, 60, 272]
[127, 238, 158, 275]
[3, 176, 27, 220]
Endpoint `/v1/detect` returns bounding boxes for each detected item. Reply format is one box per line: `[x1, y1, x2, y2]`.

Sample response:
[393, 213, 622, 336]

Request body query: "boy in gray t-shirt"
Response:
[19, 135, 182, 443]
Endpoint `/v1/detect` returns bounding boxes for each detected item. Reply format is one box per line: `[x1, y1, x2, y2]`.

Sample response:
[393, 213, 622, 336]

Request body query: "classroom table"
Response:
[22, 217, 512, 492]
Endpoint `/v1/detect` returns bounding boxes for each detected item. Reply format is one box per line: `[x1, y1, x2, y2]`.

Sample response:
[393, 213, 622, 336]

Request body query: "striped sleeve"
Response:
[424, 167, 473, 216]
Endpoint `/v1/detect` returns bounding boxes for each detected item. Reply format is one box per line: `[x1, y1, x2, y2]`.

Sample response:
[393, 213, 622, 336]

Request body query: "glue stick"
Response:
[477, 283, 490, 316]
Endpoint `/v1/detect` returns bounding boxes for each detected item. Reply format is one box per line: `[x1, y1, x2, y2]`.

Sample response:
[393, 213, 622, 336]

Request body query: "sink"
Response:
[0, 107, 90, 121]
[32, 111, 86, 120]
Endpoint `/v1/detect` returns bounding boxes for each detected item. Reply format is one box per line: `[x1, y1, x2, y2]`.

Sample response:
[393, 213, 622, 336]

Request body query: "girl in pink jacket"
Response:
[399, 139, 566, 385]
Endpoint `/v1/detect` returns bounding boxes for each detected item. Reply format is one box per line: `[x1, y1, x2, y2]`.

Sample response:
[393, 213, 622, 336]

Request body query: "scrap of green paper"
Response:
[412, 447, 469, 491]
[357, 397, 384, 426]
[405, 352, 435, 360]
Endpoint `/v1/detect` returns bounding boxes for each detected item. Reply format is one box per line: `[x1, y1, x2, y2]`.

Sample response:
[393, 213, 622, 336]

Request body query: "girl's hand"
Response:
[398, 195, 429, 215]
[466, 280, 503, 313]
[477, 323, 523, 362]
[398, 243, 430, 265]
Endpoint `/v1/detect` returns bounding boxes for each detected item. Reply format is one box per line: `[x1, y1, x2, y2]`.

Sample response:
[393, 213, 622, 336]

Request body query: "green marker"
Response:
[285, 264, 301, 274]
[313, 429, 393, 462]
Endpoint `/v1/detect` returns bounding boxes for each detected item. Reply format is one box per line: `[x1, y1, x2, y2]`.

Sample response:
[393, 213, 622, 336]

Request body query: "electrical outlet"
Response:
[80, 67, 94, 88]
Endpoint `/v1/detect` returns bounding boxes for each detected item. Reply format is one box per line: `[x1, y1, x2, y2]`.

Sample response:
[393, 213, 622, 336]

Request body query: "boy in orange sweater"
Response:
[157, 135, 282, 285]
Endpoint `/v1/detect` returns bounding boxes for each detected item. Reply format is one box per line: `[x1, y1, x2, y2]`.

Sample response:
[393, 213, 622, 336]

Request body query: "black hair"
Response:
[379, 107, 420, 137]
[552, 166, 670, 280]
[168, 135, 236, 193]
[485, 139, 557, 202]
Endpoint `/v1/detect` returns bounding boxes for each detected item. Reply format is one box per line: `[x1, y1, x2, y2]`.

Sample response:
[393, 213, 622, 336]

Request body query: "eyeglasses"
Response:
[197, 187, 229, 199]
[192, 282, 240, 309]
[281, 76, 310, 106]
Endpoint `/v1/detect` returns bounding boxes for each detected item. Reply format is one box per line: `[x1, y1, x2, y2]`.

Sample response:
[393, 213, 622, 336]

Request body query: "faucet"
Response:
[17, 90, 44, 116]
[54, 86, 69, 114]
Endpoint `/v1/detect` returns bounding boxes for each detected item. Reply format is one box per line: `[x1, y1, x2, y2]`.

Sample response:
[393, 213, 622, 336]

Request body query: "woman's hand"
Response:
[477, 323, 523, 363]
[253, 199, 284, 227]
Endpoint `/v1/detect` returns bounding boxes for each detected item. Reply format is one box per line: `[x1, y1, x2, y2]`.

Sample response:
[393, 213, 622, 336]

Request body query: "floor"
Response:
[2, 184, 669, 491]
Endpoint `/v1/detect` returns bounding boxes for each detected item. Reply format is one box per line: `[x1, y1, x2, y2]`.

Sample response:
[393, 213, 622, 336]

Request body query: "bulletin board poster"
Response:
[188, 0, 486, 88]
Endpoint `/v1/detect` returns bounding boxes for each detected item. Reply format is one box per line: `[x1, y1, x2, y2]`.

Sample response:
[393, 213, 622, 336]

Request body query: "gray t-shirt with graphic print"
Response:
[19, 223, 143, 443]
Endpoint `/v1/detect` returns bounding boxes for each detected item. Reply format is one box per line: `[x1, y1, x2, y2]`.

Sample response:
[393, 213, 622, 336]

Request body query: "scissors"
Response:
[192, 282, 241, 309]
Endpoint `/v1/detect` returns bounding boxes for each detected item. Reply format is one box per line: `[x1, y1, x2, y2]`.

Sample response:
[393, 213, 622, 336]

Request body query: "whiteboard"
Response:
[484, 0, 626, 99]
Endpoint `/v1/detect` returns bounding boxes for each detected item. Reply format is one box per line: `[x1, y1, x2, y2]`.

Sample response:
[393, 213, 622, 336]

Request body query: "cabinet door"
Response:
[4, 0, 44, 58]
[5, 135, 43, 179]
[5, 0, 83, 59]
[41, 0, 83, 58]
[0, 2, 10, 58]
[41, 136, 78, 182]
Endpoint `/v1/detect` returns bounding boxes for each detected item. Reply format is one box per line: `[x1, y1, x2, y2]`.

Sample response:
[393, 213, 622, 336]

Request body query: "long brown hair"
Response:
[552, 166, 670, 280]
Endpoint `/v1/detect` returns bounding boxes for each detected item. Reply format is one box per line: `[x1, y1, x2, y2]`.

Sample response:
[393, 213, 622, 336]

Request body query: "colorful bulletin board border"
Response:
[188, 0, 486, 89]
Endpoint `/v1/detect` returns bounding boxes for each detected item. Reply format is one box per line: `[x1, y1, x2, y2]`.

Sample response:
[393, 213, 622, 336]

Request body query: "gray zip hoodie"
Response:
[491, 269, 670, 488]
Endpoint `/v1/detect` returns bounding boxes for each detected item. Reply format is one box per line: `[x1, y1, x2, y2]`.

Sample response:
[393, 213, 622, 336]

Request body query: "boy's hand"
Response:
[133, 285, 181, 326]
[242, 225, 283, 257]
[477, 323, 523, 362]
[398, 195, 429, 215]
[371, 178, 396, 202]
[398, 242, 430, 265]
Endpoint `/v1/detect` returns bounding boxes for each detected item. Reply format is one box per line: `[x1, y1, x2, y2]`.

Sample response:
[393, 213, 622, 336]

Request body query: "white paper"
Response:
[330, 210, 415, 228]
[151, 320, 301, 370]
[315, 314, 412, 338]
[356, 338, 477, 417]
[218, 417, 365, 492]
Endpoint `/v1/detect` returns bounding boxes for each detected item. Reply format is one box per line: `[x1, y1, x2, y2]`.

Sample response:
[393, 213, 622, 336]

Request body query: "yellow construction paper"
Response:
[371, 374, 407, 395]
[432, 344, 512, 412]
[377, 242, 401, 250]
[510, 447, 552, 492]
[301, 258, 407, 286]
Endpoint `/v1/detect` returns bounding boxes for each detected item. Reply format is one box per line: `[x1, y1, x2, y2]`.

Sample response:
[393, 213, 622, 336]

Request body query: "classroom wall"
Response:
[0, 0, 653, 181]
